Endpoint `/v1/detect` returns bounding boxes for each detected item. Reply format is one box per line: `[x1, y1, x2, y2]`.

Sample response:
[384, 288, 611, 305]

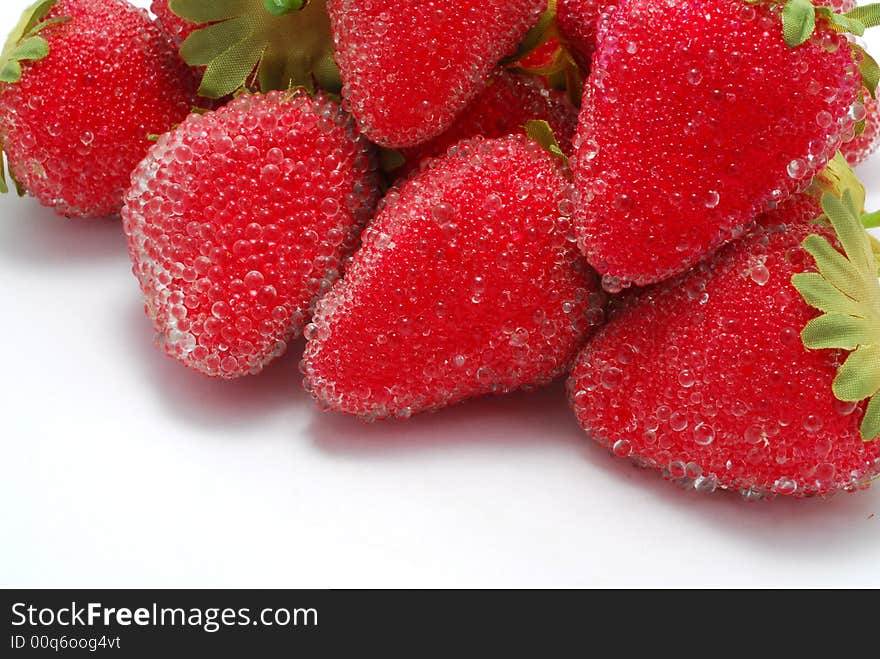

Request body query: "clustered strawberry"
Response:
[4, 0, 880, 501]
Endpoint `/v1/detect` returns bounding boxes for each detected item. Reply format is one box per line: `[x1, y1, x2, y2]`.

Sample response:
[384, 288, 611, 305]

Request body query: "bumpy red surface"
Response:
[842, 91, 880, 167]
[303, 135, 604, 420]
[568, 198, 880, 498]
[557, 0, 608, 70]
[572, 0, 860, 288]
[396, 71, 578, 177]
[123, 92, 379, 379]
[518, 38, 561, 70]
[150, 0, 200, 43]
[327, 0, 545, 147]
[0, 0, 197, 218]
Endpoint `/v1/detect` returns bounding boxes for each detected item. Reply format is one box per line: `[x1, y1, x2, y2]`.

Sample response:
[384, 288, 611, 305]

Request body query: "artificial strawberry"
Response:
[327, 0, 546, 148]
[392, 71, 578, 178]
[571, 0, 876, 289]
[557, 0, 609, 70]
[151, 0, 201, 44]
[122, 91, 379, 379]
[302, 135, 604, 420]
[0, 0, 197, 218]
[568, 177, 880, 498]
[842, 89, 880, 166]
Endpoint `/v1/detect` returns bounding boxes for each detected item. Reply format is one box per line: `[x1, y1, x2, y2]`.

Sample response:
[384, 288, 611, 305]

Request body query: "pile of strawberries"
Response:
[3, 0, 880, 500]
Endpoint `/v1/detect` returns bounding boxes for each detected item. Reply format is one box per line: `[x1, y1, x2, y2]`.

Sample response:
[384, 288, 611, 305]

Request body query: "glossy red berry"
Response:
[0, 0, 198, 218]
[303, 135, 604, 420]
[571, 0, 860, 288]
[327, 0, 545, 147]
[123, 92, 379, 378]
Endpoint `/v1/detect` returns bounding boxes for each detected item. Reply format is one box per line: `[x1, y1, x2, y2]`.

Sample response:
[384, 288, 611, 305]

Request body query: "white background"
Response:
[2, 0, 879, 588]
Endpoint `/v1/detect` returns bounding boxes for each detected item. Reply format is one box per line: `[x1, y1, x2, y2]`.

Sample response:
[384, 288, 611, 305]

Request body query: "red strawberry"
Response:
[568, 183, 880, 498]
[302, 135, 604, 420]
[557, 0, 609, 69]
[0, 0, 198, 218]
[842, 90, 880, 166]
[394, 70, 578, 178]
[572, 0, 864, 288]
[122, 92, 379, 379]
[327, 0, 546, 147]
[151, 0, 201, 44]
[518, 38, 562, 70]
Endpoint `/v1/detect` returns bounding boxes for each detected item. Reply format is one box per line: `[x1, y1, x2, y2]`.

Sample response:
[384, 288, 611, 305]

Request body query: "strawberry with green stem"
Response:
[569, 156, 880, 498]
[0, 0, 198, 218]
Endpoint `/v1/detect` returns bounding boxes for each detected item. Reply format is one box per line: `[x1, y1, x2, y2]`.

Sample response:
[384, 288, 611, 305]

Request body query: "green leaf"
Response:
[175, 0, 337, 99]
[803, 233, 868, 301]
[792, 272, 863, 316]
[824, 192, 875, 276]
[860, 392, 880, 441]
[525, 120, 568, 168]
[846, 3, 880, 29]
[0, 0, 59, 84]
[829, 13, 865, 35]
[180, 17, 252, 66]
[852, 44, 880, 99]
[9, 36, 48, 62]
[834, 344, 880, 401]
[199, 36, 265, 98]
[0, 60, 22, 83]
[170, 0, 252, 23]
[263, 0, 305, 16]
[802, 313, 878, 350]
[811, 152, 866, 212]
[782, 0, 817, 47]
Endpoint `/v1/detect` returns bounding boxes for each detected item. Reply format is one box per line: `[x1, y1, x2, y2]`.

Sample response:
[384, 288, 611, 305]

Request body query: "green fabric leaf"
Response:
[846, 3, 880, 29]
[263, 0, 305, 16]
[811, 152, 866, 212]
[10, 0, 56, 43]
[0, 1, 59, 84]
[180, 17, 252, 66]
[832, 14, 865, 35]
[782, 0, 817, 46]
[797, 162, 880, 439]
[792, 272, 863, 316]
[824, 192, 875, 276]
[525, 120, 568, 168]
[802, 313, 878, 350]
[860, 392, 880, 442]
[200, 37, 264, 98]
[853, 44, 880, 99]
[176, 0, 336, 99]
[9, 36, 48, 62]
[170, 0, 252, 23]
[0, 60, 22, 83]
[834, 344, 880, 401]
[803, 234, 868, 301]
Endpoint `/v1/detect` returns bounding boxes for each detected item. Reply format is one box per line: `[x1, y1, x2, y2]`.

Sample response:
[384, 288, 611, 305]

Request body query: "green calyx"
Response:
[172, 0, 338, 99]
[525, 120, 568, 168]
[0, 0, 69, 84]
[505, 0, 584, 105]
[767, 0, 880, 97]
[793, 158, 880, 442]
[263, 0, 306, 16]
